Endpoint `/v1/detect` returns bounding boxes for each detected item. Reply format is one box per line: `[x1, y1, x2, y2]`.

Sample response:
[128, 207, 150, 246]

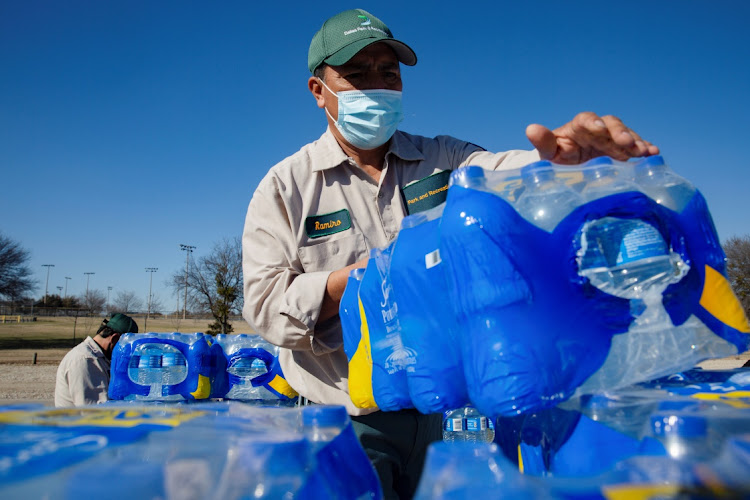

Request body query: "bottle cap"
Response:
[520, 160, 555, 185]
[582, 161, 618, 182]
[583, 156, 615, 167]
[449, 165, 485, 188]
[634, 155, 667, 178]
[303, 405, 349, 428]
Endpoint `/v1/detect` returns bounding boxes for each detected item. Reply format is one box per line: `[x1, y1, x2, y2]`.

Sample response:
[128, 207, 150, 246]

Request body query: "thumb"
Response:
[526, 124, 558, 160]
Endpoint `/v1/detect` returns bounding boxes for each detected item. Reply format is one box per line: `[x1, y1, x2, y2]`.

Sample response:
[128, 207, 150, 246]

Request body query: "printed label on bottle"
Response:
[444, 417, 463, 432]
[617, 222, 667, 264]
[466, 417, 486, 432]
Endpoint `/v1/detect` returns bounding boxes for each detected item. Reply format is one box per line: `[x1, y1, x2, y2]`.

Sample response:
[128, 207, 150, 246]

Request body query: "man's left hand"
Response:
[525, 112, 659, 164]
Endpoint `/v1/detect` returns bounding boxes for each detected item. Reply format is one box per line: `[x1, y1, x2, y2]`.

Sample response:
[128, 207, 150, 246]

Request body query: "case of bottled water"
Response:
[439, 156, 749, 416]
[349, 245, 413, 411]
[214, 333, 298, 404]
[390, 204, 470, 414]
[109, 332, 225, 401]
[0, 403, 381, 500]
[341, 154, 748, 419]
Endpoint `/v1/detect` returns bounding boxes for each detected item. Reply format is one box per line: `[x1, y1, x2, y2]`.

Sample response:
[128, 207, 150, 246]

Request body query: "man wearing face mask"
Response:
[54, 313, 138, 407]
[242, 9, 659, 498]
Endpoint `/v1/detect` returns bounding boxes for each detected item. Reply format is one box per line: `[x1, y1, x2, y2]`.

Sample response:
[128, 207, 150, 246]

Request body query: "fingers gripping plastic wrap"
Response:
[439, 156, 750, 417]
[214, 334, 298, 404]
[109, 332, 226, 401]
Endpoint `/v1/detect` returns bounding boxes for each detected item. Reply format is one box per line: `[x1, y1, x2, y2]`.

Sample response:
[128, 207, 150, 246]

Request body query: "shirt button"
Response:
[377, 193, 384, 198]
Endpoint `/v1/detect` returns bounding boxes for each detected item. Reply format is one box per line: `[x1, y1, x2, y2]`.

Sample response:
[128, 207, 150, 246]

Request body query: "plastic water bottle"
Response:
[443, 406, 495, 443]
[302, 405, 348, 449]
[577, 158, 686, 304]
[414, 442, 543, 499]
[127, 340, 187, 398]
[213, 433, 312, 499]
[634, 155, 695, 212]
[228, 357, 267, 392]
[649, 413, 720, 462]
[514, 160, 583, 231]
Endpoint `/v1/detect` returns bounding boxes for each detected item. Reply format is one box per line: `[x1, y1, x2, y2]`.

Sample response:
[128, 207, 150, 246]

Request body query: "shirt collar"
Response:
[310, 128, 425, 173]
[85, 336, 106, 358]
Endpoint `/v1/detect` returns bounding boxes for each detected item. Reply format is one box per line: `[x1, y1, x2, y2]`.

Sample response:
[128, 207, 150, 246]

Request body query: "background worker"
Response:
[54, 312, 138, 407]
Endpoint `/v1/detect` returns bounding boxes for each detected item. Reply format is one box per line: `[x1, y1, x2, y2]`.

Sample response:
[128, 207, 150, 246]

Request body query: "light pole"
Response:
[180, 244, 195, 320]
[56, 286, 63, 296]
[107, 286, 113, 314]
[84, 272, 95, 304]
[42, 264, 54, 306]
[64, 277, 71, 299]
[145, 268, 158, 330]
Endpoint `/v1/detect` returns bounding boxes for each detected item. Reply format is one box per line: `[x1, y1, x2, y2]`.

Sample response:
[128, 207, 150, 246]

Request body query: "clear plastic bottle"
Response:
[633, 155, 696, 212]
[577, 157, 685, 305]
[443, 406, 495, 443]
[302, 405, 348, 450]
[514, 160, 583, 231]
[213, 433, 312, 499]
[127, 338, 187, 399]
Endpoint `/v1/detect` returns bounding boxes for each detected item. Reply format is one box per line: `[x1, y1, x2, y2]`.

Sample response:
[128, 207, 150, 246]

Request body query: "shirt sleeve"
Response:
[433, 134, 540, 172]
[242, 181, 333, 353]
[461, 148, 541, 171]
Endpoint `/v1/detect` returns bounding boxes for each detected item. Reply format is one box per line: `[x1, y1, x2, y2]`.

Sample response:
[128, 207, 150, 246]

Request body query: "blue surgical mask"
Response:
[320, 79, 403, 150]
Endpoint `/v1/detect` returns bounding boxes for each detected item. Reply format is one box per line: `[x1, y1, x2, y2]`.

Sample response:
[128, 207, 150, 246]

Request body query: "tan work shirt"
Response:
[242, 128, 539, 415]
[54, 336, 111, 407]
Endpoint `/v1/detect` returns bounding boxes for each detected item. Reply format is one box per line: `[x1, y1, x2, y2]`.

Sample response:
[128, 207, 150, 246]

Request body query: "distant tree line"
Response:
[4, 228, 747, 328]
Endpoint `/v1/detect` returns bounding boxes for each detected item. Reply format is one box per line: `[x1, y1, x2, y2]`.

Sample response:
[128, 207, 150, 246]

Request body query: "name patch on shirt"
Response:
[305, 209, 352, 239]
[401, 170, 451, 215]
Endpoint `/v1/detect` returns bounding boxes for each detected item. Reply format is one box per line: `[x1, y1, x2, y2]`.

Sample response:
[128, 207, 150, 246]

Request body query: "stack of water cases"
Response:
[415, 367, 750, 499]
[0, 403, 381, 499]
[340, 155, 750, 418]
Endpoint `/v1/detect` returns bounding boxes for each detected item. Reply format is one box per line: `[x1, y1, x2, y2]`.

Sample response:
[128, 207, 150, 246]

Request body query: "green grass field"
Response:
[0, 315, 255, 350]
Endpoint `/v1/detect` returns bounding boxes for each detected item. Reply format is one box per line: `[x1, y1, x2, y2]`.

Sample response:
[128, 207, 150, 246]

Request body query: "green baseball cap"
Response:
[308, 9, 417, 73]
[106, 313, 138, 334]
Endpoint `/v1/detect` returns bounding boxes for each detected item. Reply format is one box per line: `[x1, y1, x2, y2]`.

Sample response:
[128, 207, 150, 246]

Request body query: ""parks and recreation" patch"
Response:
[305, 209, 352, 238]
[401, 170, 451, 215]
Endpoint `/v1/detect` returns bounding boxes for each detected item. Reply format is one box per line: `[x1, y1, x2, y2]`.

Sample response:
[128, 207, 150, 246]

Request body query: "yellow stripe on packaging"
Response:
[267, 374, 299, 398]
[348, 298, 377, 409]
[700, 265, 750, 333]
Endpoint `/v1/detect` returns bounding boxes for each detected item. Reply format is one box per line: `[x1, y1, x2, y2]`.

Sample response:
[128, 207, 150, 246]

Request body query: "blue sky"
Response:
[2, 1, 749, 311]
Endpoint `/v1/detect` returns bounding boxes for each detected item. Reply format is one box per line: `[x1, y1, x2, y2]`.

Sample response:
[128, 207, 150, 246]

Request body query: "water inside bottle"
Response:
[127, 343, 188, 397]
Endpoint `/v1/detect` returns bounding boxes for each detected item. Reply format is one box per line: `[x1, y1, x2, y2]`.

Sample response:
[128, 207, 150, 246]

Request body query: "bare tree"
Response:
[171, 236, 243, 334]
[112, 290, 143, 314]
[81, 289, 106, 315]
[724, 234, 750, 317]
[147, 293, 164, 315]
[0, 232, 37, 301]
